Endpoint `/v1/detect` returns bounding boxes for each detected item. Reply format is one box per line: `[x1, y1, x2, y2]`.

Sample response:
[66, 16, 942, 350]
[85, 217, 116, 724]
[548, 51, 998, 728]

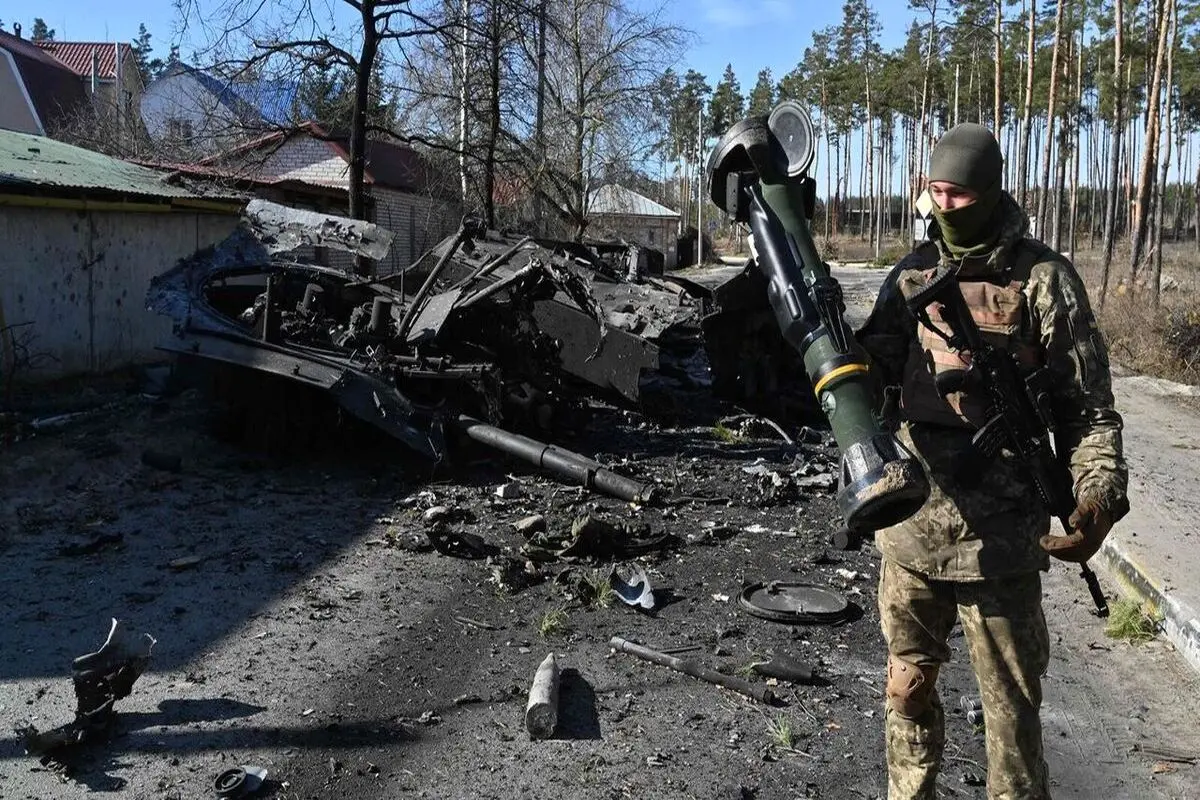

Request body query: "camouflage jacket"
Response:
[857, 192, 1129, 579]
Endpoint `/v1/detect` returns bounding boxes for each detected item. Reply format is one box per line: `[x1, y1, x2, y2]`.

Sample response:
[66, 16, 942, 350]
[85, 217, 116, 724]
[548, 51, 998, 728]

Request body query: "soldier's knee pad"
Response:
[886, 655, 939, 719]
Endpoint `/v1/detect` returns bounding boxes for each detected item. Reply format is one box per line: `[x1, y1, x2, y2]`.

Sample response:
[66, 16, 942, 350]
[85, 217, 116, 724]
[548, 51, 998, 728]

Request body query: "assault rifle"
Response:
[903, 265, 1110, 617]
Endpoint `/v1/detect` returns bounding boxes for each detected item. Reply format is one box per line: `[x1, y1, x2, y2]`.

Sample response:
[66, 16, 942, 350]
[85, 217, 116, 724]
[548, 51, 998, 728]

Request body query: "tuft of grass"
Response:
[538, 606, 569, 638]
[766, 715, 795, 749]
[711, 422, 739, 443]
[736, 656, 765, 679]
[582, 570, 616, 608]
[1104, 597, 1162, 644]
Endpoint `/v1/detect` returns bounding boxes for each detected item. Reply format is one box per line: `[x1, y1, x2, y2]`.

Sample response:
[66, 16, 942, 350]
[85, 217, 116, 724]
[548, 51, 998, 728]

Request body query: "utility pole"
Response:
[697, 104, 703, 266]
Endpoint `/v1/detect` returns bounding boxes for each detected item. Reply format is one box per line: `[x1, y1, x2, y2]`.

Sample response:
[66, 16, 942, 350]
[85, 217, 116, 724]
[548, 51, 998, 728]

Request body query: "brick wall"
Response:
[371, 187, 460, 274]
[256, 137, 350, 186]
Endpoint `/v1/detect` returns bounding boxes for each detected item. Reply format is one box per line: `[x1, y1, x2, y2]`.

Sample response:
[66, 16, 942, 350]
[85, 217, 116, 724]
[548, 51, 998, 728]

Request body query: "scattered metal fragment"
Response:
[609, 563, 656, 611]
[1133, 743, 1200, 764]
[423, 506, 452, 524]
[487, 555, 544, 592]
[609, 636, 776, 705]
[830, 526, 869, 551]
[749, 654, 819, 685]
[512, 515, 547, 536]
[794, 473, 837, 491]
[687, 522, 739, 546]
[493, 481, 523, 499]
[524, 514, 672, 562]
[426, 528, 494, 559]
[658, 644, 703, 656]
[721, 414, 794, 444]
[214, 765, 269, 798]
[738, 581, 851, 625]
[21, 618, 156, 756]
[960, 695, 985, 728]
[452, 615, 498, 630]
[30, 410, 93, 431]
[525, 653, 560, 739]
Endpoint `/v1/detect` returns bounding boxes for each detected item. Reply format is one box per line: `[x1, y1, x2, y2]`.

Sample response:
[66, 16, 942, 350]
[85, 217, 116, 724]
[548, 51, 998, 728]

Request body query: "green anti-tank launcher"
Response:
[706, 101, 929, 532]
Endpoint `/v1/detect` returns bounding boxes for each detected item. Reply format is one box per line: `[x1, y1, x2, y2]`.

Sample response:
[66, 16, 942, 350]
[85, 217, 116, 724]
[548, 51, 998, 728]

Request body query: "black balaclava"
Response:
[927, 123, 1004, 256]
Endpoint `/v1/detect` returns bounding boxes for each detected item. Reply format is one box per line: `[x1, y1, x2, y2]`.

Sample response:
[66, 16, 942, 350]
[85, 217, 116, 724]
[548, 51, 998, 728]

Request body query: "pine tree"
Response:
[747, 68, 775, 115]
[30, 18, 54, 41]
[708, 64, 745, 137]
[132, 24, 165, 86]
[296, 64, 397, 132]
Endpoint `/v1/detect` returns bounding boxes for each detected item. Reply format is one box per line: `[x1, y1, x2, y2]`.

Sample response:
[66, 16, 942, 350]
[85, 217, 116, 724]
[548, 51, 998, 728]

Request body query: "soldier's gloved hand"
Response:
[1039, 495, 1114, 563]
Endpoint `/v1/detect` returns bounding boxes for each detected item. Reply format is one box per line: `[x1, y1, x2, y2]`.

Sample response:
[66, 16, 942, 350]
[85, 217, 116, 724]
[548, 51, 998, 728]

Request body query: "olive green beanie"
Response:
[928, 123, 1003, 194]
[928, 123, 1005, 253]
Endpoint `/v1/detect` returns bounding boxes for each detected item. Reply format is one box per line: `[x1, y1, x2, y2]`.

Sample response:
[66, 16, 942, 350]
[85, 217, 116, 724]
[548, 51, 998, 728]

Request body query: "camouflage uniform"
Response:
[857, 191, 1128, 799]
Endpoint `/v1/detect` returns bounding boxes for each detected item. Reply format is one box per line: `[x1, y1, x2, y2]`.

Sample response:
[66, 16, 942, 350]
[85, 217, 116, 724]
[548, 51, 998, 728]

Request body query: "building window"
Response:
[647, 228, 656, 244]
[166, 117, 194, 142]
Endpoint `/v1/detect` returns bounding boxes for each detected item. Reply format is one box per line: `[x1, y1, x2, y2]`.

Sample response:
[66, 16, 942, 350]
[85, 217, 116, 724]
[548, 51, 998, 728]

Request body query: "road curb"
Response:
[1097, 537, 1200, 674]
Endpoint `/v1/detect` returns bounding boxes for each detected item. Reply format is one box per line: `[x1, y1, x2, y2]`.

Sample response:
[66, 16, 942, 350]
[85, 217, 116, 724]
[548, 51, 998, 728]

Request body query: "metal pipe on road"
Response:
[455, 415, 656, 504]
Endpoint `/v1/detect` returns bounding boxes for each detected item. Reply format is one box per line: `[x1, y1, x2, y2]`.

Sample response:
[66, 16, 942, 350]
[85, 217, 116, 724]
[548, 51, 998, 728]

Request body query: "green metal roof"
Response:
[0, 128, 242, 205]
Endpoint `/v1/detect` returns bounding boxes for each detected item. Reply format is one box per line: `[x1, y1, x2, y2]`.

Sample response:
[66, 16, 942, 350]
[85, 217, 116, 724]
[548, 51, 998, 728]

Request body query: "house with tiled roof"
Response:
[32, 36, 142, 133]
[0, 27, 89, 135]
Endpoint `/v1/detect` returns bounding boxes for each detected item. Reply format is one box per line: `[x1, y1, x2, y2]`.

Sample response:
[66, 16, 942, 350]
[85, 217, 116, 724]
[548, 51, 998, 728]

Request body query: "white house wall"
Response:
[0, 207, 238, 379]
[0, 52, 42, 134]
[140, 72, 244, 154]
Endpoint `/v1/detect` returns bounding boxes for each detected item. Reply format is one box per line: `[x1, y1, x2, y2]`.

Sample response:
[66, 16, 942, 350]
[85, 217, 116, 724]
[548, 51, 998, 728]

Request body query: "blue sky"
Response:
[668, 0, 914, 89]
[11, 0, 917, 90]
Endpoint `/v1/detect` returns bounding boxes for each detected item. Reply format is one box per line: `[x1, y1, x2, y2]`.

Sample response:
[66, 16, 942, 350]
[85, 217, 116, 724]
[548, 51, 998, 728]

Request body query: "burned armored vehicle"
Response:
[146, 201, 718, 499]
[146, 200, 817, 498]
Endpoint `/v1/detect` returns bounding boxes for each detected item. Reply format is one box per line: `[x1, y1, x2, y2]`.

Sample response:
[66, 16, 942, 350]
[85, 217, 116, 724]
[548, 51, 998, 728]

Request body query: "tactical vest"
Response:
[899, 240, 1047, 429]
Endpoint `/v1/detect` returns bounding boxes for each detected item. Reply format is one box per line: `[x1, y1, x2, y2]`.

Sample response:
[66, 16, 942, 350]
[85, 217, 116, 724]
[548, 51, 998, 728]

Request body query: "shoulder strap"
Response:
[1004, 237, 1053, 287]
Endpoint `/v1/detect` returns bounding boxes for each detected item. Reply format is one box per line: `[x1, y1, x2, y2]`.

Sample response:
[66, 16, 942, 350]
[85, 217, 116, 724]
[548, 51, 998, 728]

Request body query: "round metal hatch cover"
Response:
[738, 581, 851, 625]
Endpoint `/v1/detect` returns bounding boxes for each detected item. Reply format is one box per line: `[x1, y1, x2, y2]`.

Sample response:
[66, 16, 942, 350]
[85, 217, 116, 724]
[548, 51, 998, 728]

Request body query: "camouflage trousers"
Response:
[878, 559, 1052, 800]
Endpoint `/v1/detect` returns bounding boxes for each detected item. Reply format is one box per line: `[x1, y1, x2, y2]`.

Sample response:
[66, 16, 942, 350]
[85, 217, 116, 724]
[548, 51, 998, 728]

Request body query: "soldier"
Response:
[856, 123, 1129, 799]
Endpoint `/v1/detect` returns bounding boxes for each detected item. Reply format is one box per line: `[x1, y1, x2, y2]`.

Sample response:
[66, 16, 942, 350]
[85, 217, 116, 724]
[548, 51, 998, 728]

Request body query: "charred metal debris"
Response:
[147, 201, 813, 499]
[20, 618, 156, 759]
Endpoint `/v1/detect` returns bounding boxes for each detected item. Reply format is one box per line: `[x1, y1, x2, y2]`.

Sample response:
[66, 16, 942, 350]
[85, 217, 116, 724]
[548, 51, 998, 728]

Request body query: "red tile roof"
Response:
[0, 31, 90, 132]
[33, 40, 133, 80]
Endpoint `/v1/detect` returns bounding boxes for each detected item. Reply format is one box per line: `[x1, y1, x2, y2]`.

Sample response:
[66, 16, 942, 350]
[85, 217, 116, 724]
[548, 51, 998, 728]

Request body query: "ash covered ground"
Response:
[3, 375, 1199, 800]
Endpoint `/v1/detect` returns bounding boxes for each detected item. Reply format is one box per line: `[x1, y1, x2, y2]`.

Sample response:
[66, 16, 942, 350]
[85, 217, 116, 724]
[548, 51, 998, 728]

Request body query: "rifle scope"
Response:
[706, 101, 929, 531]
